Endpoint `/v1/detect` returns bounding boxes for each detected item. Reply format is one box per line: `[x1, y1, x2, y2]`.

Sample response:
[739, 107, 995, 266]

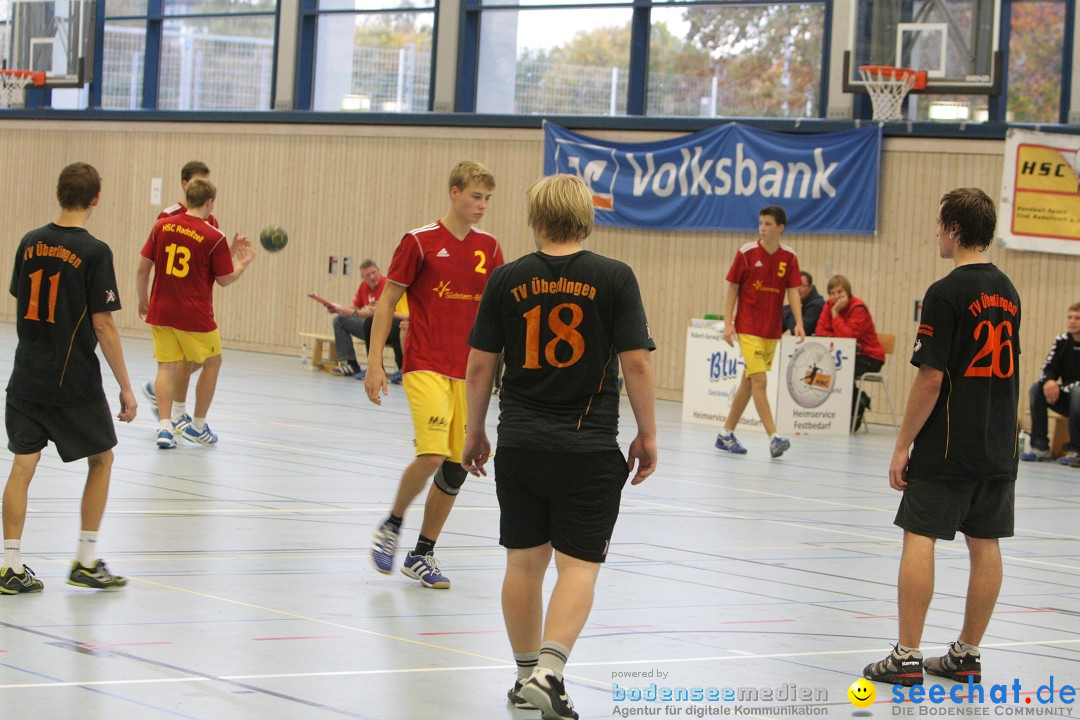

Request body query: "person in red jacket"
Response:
[815, 275, 885, 431]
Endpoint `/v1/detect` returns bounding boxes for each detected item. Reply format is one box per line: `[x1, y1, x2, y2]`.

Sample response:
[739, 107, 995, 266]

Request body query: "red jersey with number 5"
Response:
[387, 221, 503, 379]
[725, 241, 800, 339]
[141, 214, 234, 332]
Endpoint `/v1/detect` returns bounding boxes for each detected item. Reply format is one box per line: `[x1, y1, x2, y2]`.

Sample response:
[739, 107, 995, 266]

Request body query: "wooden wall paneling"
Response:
[2, 122, 1079, 416]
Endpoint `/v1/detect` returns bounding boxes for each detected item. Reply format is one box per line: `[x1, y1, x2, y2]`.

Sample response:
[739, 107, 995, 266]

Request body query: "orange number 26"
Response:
[964, 320, 1014, 378]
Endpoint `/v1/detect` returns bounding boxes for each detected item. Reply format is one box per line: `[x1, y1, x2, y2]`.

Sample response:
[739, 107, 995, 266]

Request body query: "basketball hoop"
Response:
[858, 65, 928, 122]
[0, 69, 46, 109]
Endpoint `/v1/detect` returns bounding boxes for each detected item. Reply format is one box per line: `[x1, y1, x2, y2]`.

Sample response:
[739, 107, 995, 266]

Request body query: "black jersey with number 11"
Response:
[469, 250, 654, 451]
[907, 263, 1021, 481]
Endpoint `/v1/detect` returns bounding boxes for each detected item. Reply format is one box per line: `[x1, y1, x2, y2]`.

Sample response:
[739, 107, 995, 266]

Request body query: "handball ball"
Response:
[259, 225, 289, 253]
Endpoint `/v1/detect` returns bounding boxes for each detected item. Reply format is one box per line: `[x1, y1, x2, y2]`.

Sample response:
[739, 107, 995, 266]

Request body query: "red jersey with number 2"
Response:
[387, 221, 503, 379]
[141, 214, 234, 332]
[726, 241, 801, 340]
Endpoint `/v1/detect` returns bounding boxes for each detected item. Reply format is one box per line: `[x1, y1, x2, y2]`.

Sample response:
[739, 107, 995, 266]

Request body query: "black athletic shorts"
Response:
[494, 447, 629, 563]
[894, 474, 1015, 541]
[6, 394, 117, 463]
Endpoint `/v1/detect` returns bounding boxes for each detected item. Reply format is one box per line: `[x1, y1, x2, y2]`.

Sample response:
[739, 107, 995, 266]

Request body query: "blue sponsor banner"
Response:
[543, 122, 881, 234]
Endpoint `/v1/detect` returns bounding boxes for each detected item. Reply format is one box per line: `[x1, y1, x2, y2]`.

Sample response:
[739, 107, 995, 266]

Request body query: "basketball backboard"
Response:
[5, 0, 93, 88]
[844, 0, 1002, 95]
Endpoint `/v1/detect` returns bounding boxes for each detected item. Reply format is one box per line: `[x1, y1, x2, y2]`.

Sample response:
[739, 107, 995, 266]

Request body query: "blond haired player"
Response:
[365, 161, 503, 589]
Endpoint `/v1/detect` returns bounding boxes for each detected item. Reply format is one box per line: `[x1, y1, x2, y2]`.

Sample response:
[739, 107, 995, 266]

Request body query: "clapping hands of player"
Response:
[232, 234, 255, 266]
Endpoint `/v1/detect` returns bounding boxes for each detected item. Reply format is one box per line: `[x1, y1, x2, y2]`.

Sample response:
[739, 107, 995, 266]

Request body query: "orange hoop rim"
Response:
[0, 69, 47, 87]
[859, 65, 927, 91]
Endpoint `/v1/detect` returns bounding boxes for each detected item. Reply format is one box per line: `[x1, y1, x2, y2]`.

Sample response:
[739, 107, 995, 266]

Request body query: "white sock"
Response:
[4, 539, 23, 573]
[172, 402, 187, 420]
[720, 429, 734, 438]
[514, 650, 540, 681]
[77, 531, 99, 567]
[954, 641, 979, 654]
[538, 641, 571, 678]
[897, 643, 921, 655]
[192, 416, 207, 430]
[159, 418, 174, 431]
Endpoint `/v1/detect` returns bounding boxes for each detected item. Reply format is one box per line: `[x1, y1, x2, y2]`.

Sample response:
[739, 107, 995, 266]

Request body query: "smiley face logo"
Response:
[848, 678, 876, 708]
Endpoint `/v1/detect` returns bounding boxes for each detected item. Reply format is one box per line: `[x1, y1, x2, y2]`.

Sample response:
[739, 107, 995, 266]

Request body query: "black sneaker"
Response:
[518, 668, 578, 720]
[67, 560, 127, 590]
[0, 565, 44, 594]
[864, 645, 924, 686]
[507, 678, 539, 710]
[924, 642, 981, 683]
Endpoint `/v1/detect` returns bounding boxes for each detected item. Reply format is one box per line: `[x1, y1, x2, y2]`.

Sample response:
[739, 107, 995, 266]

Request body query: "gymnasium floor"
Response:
[1, 322, 1079, 720]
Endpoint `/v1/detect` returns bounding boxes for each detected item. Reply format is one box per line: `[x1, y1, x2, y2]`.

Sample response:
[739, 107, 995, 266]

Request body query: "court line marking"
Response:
[4, 637, 1080, 691]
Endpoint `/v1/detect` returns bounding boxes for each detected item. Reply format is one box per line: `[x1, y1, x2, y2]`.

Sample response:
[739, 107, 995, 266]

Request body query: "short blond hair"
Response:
[526, 174, 594, 244]
[185, 178, 216, 209]
[449, 161, 495, 192]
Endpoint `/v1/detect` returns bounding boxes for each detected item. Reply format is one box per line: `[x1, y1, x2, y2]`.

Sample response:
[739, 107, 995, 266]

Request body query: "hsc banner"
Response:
[999, 128, 1080, 256]
[543, 121, 881, 234]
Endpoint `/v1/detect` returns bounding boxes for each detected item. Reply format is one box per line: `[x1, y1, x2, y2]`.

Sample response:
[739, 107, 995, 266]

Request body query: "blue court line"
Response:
[0, 660, 206, 720]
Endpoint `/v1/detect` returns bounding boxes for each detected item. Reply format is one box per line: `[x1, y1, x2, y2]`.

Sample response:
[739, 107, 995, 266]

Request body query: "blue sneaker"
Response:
[172, 413, 192, 433]
[181, 424, 218, 446]
[715, 432, 747, 454]
[401, 552, 450, 589]
[156, 426, 176, 449]
[769, 435, 791, 458]
[354, 370, 367, 381]
[1020, 447, 1053, 462]
[371, 520, 399, 573]
[389, 371, 403, 384]
[1057, 451, 1079, 466]
[143, 380, 159, 419]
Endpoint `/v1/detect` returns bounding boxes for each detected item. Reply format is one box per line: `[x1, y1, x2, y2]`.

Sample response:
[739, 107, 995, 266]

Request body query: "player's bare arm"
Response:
[787, 286, 806, 342]
[92, 311, 138, 423]
[620, 348, 658, 485]
[136, 256, 154, 320]
[364, 281, 406, 405]
[889, 365, 943, 491]
[462, 349, 500, 477]
[723, 282, 739, 347]
[217, 240, 256, 287]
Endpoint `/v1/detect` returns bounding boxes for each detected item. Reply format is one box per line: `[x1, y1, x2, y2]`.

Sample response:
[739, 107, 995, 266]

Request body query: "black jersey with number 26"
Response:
[907, 263, 1021, 481]
[7, 224, 122, 406]
[469, 250, 654, 451]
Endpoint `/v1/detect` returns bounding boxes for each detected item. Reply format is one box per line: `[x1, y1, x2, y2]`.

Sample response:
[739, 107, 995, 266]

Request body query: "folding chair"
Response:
[851, 332, 899, 433]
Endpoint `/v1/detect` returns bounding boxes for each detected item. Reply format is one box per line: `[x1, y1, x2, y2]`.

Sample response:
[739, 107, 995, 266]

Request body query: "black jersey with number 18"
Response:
[907, 263, 1021, 481]
[469, 250, 654, 451]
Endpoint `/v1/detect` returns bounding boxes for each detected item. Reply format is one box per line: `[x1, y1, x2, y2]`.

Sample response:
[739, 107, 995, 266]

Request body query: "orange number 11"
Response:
[25, 269, 61, 323]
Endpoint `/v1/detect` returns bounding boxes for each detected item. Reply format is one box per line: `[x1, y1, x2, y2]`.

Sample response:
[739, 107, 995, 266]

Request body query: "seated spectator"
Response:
[815, 275, 885, 432]
[1021, 302, 1080, 464]
[783, 271, 825, 336]
[326, 259, 407, 381]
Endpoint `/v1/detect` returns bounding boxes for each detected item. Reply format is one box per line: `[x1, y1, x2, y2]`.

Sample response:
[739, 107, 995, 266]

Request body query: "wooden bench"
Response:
[298, 331, 397, 373]
[1022, 409, 1069, 458]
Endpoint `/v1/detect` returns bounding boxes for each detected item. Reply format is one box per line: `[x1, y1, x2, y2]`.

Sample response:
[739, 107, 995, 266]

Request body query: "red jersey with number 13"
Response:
[387, 221, 503, 379]
[141, 214, 234, 332]
[726, 241, 801, 339]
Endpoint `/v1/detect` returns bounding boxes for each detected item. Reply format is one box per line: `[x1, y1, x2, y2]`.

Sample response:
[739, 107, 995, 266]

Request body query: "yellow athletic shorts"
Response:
[402, 371, 466, 462]
[152, 326, 222, 364]
[738, 334, 778, 376]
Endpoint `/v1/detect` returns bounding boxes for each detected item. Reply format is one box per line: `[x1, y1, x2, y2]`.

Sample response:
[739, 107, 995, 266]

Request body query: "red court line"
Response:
[252, 635, 342, 641]
[83, 642, 174, 648]
[418, 625, 655, 637]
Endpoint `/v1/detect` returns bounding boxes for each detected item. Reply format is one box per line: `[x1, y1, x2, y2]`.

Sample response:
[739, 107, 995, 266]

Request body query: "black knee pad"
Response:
[434, 459, 467, 496]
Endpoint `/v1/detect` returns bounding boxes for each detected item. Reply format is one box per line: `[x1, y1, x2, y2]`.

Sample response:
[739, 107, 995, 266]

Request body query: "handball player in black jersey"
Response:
[463, 174, 657, 719]
[863, 188, 1021, 688]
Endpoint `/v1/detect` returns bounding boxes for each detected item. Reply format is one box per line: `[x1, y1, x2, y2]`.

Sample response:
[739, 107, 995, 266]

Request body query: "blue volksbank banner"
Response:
[543, 122, 882, 235]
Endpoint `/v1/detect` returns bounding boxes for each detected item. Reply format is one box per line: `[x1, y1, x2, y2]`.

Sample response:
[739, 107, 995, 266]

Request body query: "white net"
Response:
[859, 67, 919, 122]
[0, 72, 34, 108]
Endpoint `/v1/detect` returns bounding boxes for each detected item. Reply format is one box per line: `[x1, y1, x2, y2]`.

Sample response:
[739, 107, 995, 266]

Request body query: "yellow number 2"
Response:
[473, 250, 487, 274]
